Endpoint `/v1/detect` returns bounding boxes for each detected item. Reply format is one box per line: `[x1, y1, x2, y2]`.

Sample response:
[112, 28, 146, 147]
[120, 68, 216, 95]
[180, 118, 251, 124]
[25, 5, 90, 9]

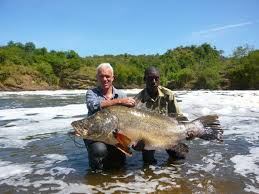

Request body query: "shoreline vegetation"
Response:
[0, 41, 258, 91]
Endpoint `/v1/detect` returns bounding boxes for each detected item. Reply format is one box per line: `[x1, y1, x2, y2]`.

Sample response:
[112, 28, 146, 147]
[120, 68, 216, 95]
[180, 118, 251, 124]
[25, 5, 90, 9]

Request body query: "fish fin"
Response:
[113, 131, 132, 146]
[171, 143, 189, 153]
[115, 143, 133, 157]
[113, 131, 133, 156]
[191, 115, 223, 142]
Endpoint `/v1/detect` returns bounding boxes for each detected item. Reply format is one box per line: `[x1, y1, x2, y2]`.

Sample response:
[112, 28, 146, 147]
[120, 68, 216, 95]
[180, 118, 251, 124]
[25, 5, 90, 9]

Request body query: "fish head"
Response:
[71, 109, 119, 144]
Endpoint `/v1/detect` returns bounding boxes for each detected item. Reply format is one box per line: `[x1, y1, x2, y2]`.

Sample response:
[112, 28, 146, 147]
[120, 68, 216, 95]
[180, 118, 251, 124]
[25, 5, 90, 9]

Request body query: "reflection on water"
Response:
[0, 90, 259, 193]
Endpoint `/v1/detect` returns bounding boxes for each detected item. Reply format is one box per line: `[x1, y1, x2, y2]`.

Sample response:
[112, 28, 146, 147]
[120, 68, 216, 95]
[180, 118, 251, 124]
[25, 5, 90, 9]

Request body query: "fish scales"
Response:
[108, 107, 186, 149]
[71, 105, 223, 155]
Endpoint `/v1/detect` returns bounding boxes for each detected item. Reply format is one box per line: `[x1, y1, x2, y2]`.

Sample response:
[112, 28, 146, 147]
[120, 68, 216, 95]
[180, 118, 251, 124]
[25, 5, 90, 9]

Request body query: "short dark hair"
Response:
[144, 66, 160, 79]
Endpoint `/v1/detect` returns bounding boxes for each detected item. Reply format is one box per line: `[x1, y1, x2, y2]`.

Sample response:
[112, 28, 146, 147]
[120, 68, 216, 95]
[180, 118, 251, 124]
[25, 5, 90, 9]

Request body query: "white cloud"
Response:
[192, 21, 254, 36]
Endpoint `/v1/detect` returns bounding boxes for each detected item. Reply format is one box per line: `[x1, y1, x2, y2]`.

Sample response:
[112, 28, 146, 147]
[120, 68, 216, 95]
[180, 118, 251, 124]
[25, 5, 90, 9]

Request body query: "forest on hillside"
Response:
[0, 41, 258, 91]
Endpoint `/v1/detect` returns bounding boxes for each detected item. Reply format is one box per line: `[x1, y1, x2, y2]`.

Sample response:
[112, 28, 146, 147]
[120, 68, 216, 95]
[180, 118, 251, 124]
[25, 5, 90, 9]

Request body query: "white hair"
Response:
[96, 63, 114, 75]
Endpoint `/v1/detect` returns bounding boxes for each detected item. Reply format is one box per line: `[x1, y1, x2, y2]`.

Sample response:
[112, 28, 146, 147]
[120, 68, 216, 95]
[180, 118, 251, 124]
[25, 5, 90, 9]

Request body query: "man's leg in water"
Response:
[103, 145, 126, 169]
[166, 143, 189, 162]
[84, 139, 126, 170]
[142, 150, 157, 164]
[84, 139, 107, 170]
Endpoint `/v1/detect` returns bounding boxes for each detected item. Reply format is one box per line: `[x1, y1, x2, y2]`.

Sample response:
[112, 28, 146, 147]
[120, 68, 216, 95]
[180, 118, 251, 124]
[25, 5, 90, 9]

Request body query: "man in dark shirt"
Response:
[134, 66, 189, 164]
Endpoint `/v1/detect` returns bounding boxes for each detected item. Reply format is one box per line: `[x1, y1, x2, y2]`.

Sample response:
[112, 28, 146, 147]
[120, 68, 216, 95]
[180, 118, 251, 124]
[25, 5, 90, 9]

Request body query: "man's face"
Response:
[145, 70, 160, 93]
[96, 67, 114, 90]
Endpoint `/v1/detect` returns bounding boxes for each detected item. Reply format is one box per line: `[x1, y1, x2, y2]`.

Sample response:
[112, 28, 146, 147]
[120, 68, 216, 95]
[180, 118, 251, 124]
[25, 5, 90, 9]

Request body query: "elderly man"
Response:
[85, 63, 135, 171]
[134, 66, 188, 164]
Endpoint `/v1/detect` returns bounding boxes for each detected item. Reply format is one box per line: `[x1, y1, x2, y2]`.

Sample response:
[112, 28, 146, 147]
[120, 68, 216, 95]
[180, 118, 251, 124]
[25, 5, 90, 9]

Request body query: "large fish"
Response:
[71, 106, 223, 156]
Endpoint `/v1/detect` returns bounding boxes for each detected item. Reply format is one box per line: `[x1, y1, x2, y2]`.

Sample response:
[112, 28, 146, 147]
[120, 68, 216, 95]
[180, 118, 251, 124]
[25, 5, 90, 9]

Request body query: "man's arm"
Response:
[167, 94, 193, 139]
[168, 93, 189, 121]
[100, 98, 135, 109]
[86, 89, 136, 114]
[168, 94, 181, 114]
[86, 89, 102, 115]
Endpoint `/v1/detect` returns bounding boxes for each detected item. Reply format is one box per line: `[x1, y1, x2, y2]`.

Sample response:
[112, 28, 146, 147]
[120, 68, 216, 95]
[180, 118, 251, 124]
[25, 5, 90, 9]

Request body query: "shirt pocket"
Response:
[159, 97, 168, 114]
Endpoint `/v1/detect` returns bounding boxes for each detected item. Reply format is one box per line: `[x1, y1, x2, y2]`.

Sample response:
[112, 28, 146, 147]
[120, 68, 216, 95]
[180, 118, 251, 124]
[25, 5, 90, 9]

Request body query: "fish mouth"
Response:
[76, 130, 84, 137]
[68, 130, 82, 137]
[71, 121, 87, 137]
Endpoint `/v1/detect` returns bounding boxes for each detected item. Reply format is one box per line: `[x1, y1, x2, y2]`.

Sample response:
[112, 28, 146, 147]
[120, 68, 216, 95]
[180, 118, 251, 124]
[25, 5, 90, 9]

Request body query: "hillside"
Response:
[0, 41, 258, 91]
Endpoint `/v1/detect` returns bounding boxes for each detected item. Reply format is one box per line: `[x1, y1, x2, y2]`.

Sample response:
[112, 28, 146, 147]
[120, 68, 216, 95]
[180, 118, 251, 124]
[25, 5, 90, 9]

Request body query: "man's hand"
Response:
[119, 97, 136, 107]
[101, 98, 136, 109]
[168, 113, 189, 121]
[132, 139, 145, 151]
[186, 130, 196, 140]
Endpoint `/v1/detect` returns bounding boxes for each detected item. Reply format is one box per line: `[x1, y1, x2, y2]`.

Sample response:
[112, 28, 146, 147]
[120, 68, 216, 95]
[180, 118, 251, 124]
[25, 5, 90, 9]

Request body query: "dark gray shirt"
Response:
[86, 86, 127, 116]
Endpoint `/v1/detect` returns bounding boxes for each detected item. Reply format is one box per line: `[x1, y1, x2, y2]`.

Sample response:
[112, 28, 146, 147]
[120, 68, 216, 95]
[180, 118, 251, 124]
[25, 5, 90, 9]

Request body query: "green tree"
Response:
[24, 42, 36, 52]
[228, 50, 259, 89]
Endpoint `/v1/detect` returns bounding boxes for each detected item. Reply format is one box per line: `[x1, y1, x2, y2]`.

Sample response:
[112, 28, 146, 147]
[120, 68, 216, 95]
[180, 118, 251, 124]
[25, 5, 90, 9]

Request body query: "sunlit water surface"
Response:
[0, 90, 258, 193]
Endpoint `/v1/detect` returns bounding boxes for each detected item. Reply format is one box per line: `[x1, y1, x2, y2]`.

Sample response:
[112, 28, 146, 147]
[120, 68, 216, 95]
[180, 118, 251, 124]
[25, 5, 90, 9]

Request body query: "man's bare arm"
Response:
[100, 97, 136, 109]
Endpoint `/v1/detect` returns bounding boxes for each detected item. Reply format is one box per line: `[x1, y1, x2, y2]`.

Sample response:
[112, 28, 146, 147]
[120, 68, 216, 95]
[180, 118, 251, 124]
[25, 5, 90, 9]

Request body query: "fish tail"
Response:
[190, 115, 223, 142]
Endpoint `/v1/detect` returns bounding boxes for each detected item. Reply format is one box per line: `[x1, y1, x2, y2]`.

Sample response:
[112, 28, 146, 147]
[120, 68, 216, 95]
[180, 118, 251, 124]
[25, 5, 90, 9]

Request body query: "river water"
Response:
[0, 90, 258, 194]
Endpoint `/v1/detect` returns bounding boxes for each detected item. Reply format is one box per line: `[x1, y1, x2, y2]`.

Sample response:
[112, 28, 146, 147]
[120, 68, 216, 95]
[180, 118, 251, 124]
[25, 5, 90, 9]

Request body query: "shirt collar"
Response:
[143, 86, 164, 101]
[112, 87, 119, 98]
[157, 86, 165, 97]
[97, 86, 119, 99]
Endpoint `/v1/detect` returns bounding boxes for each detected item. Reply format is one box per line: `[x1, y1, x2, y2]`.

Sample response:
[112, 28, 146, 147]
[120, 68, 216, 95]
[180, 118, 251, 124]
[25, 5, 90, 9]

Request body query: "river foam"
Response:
[0, 90, 258, 193]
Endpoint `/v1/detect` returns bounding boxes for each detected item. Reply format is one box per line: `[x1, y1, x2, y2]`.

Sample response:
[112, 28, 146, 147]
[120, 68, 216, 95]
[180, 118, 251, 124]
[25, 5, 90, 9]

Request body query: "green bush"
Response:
[173, 68, 197, 88]
[195, 68, 220, 89]
[34, 63, 59, 85]
[0, 41, 257, 90]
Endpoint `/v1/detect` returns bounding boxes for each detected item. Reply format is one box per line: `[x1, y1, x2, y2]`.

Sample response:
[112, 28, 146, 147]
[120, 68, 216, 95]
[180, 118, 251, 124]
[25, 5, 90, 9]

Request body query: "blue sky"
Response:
[0, 0, 258, 57]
